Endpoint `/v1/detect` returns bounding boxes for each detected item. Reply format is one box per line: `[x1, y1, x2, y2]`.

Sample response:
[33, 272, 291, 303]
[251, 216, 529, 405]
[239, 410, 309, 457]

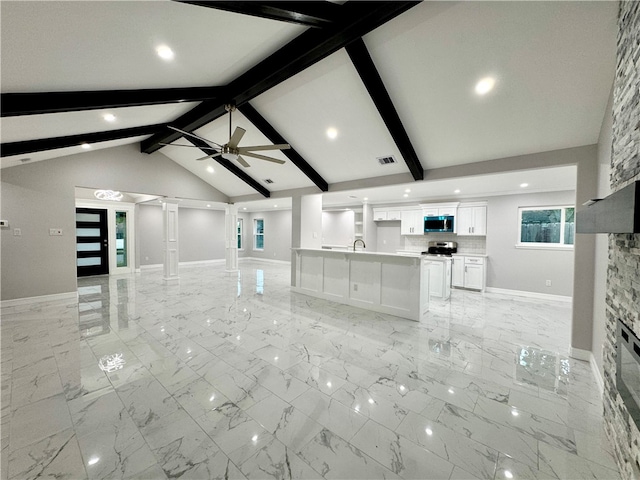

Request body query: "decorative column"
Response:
[225, 204, 239, 273]
[290, 194, 322, 286]
[162, 199, 179, 283]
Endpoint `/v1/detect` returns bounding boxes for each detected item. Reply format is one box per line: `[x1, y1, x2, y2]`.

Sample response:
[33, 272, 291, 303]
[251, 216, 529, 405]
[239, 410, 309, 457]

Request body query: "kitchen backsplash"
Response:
[404, 234, 486, 254]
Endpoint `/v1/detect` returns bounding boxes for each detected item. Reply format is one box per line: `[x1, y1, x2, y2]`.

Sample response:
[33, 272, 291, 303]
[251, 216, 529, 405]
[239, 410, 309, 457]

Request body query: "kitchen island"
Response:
[291, 248, 430, 321]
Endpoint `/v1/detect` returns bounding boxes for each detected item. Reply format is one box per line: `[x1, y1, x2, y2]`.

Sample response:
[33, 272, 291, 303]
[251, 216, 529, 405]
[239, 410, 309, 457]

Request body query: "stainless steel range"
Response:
[423, 241, 457, 257]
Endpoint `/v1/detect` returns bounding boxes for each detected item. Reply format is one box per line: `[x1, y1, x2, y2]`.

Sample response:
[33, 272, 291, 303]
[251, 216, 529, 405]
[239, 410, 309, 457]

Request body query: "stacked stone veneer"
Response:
[604, 2, 640, 479]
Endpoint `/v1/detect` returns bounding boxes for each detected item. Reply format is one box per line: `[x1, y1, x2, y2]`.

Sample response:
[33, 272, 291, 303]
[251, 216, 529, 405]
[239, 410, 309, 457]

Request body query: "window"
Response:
[518, 206, 574, 248]
[254, 218, 264, 250]
[237, 219, 243, 250]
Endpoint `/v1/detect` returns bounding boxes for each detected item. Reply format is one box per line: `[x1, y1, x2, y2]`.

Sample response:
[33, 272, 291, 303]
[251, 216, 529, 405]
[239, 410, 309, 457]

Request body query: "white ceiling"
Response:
[1, 1, 617, 206]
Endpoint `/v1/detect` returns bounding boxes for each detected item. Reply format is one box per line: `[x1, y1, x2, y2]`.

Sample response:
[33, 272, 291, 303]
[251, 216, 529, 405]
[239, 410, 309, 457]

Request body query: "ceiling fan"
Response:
[161, 104, 289, 168]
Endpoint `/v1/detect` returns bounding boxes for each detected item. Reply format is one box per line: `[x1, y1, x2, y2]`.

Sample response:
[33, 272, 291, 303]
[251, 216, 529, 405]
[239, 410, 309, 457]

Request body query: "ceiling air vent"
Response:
[263, 178, 274, 184]
[377, 155, 397, 165]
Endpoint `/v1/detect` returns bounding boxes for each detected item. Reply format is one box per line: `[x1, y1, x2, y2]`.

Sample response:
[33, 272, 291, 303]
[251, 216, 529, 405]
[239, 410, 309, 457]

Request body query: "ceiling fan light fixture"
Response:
[221, 152, 238, 161]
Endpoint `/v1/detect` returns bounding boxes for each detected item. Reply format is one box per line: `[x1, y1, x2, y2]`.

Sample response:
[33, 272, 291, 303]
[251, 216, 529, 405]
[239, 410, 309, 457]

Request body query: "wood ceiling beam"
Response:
[1, 87, 225, 117]
[185, 136, 271, 198]
[0, 125, 164, 157]
[141, 1, 420, 154]
[345, 38, 424, 181]
[238, 103, 328, 192]
[175, 1, 341, 29]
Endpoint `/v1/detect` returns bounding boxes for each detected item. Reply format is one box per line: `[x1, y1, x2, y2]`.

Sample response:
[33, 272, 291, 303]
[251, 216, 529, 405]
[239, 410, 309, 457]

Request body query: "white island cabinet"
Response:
[451, 254, 486, 291]
[292, 249, 429, 321]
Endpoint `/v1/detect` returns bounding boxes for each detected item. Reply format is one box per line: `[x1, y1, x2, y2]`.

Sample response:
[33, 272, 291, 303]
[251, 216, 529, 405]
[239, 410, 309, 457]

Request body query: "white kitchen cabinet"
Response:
[401, 209, 423, 235]
[423, 208, 439, 217]
[451, 256, 465, 287]
[373, 208, 401, 221]
[456, 204, 487, 236]
[451, 255, 486, 291]
[425, 258, 451, 299]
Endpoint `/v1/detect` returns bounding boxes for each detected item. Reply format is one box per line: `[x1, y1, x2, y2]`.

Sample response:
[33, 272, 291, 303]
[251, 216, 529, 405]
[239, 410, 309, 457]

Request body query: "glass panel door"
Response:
[76, 208, 108, 277]
[116, 211, 127, 267]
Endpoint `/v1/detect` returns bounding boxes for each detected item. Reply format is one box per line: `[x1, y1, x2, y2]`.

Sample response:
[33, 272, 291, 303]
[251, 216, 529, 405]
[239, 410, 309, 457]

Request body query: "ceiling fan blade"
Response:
[236, 155, 251, 168]
[195, 153, 222, 161]
[228, 127, 246, 149]
[237, 144, 291, 152]
[242, 151, 286, 164]
[168, 125, 223, 147]
[160, 142, 219, 150]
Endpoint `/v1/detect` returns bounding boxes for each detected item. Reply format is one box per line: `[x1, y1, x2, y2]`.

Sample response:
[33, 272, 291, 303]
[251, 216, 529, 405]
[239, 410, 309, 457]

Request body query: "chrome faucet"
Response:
[353, 239, 366, 251]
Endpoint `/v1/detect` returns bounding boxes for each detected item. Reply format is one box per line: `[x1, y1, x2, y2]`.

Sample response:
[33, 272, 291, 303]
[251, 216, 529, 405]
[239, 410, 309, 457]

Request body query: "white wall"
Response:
[591, 88, 614, 375]
[238, 209, 292, 262]
[322, 210, 355, 247]
[1, 144, 228, 300]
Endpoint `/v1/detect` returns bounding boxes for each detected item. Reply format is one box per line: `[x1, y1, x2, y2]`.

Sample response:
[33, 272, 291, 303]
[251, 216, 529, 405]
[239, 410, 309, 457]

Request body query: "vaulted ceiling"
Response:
[1, 1, 617, 204]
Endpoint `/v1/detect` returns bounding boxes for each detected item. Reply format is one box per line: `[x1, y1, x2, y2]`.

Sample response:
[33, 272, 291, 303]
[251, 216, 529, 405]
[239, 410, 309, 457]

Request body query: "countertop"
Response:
[451, 253, 488, 258]
[293, 248, 422, 258]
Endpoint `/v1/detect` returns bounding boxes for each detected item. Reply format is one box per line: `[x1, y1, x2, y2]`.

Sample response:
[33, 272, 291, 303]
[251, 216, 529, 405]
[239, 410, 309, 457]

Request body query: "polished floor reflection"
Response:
[1, 261, 620, 479]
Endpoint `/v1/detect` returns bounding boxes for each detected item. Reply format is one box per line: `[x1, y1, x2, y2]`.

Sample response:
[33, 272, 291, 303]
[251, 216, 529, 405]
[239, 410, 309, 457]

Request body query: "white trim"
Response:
[239, 257, 291, 265]
[514, 244, 574, 251]
[179, 259, 226, 266]
[140, 259, 226, 270]
[484, 287, 572, 303]
[590, 352, 604, 396]
[1, 291, 78, 309]
[568, 346, 591, 361]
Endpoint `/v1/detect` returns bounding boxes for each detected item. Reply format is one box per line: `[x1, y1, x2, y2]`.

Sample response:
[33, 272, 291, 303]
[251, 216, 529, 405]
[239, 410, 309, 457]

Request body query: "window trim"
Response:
[516, 205, 575, 250]
[253, 218, 264, 251]
[237, 218, 243, 251]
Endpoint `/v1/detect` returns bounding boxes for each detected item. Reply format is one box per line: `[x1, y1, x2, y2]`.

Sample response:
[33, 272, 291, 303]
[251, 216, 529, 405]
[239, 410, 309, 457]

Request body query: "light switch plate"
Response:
[49, 228, 63, 236]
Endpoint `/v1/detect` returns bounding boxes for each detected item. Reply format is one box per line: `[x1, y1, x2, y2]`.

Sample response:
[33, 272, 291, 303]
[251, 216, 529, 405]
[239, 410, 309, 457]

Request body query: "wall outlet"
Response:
[13, 228, 21, 236]
[49, 228, 63, 236]
[313, 232, 318, 239]
[353, 284, 358, 291]
[545, 280, 552, 287]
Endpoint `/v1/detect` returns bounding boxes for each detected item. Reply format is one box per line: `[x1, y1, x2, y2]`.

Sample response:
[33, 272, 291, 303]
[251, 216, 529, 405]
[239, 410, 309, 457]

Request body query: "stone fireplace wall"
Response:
[604, 2, 640, 479]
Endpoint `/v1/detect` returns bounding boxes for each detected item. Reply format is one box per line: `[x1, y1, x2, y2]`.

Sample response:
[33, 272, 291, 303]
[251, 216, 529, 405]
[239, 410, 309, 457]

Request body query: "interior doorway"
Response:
[75, 208, 109, 277]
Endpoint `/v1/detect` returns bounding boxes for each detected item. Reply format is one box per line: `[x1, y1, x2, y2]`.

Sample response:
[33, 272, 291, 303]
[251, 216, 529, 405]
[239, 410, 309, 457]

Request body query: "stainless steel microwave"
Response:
[424, 215, 454, 233]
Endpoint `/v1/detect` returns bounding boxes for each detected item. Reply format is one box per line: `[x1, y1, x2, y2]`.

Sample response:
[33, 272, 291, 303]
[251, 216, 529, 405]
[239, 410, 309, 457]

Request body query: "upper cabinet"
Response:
[373, 207, 401, 221]
[456, 202, 487, 236]
[401, 208, 423, 235]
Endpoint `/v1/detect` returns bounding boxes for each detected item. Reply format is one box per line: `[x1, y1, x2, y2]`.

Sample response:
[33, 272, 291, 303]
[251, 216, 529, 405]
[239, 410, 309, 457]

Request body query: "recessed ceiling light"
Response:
[156, 45, 174, 61]
[454, 189, 461, 194]
[403, 194, 409, 198]
[405, 189, 411, 193]
[520, 183, 529, 188]
[206, 166, 214, 173]
[363, 197, 368, 201]
[243, 207, 247, 210]
[326, 127, 338, 140]
[102, 113, 116, 122]
[475, 77, 495, 95]
[206, 204, 211, 208]
[81, 143, 91, 150]
[274, 204, 278, 208]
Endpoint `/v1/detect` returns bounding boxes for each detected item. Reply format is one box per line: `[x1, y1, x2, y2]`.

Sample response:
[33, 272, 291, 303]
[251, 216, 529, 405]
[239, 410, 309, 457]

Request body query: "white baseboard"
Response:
[484, 287, 572, 303]
[1, 291, 78, 309]
[590, 353, 604, 396]
[569, 346, 591, 361]
[140, 259, 226, 271]
[239, 257, 291, 265]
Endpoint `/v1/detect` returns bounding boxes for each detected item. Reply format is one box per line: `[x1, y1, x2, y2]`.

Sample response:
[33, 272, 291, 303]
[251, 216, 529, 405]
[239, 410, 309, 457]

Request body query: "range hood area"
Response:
[576, 181, 640, 234]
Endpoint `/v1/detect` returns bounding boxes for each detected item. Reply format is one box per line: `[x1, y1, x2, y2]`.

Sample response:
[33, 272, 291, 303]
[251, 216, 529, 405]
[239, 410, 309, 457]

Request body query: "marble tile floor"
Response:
[0, 261, 620, 479]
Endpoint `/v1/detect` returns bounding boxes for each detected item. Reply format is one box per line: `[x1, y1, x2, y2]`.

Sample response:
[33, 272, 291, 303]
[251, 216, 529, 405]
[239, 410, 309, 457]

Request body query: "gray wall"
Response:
[1, 144, 228, 300]
[179, 208, 225, 262]
[591, 88, 613, 376]
[239, 209, 292, 262]
[137, 205, 226, 265]
[138, 204, 164, 265]
[486, 190, 576, 297]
